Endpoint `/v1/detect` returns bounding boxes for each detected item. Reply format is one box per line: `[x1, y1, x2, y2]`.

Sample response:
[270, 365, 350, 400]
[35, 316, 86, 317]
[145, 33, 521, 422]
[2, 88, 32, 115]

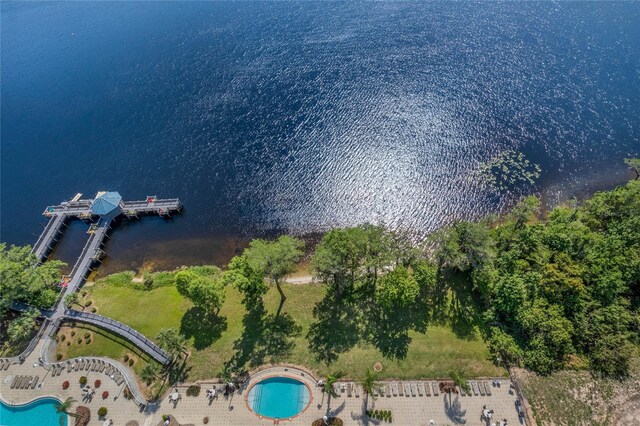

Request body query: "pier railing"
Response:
[63, 310, 170, 365]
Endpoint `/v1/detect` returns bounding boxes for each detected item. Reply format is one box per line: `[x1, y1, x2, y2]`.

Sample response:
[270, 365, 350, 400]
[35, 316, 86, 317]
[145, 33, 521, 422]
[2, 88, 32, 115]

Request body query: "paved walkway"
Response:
[1, 360, 525, 426]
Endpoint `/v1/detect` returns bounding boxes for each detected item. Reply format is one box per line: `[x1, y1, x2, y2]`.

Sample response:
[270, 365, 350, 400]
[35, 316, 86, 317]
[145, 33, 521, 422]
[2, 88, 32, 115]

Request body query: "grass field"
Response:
[59, 272, 506, 382]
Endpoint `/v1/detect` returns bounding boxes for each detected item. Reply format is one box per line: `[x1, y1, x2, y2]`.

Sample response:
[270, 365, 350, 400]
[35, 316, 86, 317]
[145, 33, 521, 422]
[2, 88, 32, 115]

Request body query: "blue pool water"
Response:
[247, 377, 311, 419]
[0, 397, 67, 426]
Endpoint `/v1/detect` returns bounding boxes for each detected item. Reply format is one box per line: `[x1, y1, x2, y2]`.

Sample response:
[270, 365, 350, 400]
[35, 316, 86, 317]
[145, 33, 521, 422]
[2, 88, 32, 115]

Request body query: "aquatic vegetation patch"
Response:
[478, 150, 541, 191]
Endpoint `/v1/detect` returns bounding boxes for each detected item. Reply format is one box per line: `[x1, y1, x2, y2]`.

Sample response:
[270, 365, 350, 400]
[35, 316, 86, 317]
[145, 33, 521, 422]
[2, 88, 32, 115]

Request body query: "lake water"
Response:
[1, 2, 638, 272]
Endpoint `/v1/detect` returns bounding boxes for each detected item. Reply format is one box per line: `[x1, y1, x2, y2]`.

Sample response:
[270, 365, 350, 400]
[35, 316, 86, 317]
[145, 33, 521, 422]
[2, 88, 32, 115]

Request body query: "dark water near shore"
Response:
[2, 2, 639, 273]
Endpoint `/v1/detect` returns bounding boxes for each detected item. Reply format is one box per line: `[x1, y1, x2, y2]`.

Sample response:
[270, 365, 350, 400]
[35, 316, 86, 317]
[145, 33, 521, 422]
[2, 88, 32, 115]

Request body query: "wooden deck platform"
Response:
[22, 192, 182, 365]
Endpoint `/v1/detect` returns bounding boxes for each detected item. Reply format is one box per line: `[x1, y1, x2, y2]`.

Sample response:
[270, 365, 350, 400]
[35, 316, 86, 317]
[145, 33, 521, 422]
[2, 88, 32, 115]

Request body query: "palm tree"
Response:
[359, 369, 380, 410]
[440, 380, 458, 405]
[322, 370, 345, 410]
[140, 364, 160, 385]
[156, 328, 188, 362]
[55, 397, 78, 422]
[450, 368, 471, 395]
[64, 292, 79, 308]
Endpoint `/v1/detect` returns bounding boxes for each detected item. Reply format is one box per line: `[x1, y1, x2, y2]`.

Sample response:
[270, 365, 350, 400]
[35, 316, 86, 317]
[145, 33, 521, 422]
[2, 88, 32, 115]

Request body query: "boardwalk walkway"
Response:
[17, 192, 182, 368]
[62, 310, 170, 364]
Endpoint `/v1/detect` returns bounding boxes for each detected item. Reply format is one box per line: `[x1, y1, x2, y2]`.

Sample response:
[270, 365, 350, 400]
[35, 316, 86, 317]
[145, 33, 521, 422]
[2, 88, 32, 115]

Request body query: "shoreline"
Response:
[59, 170, 635, 278]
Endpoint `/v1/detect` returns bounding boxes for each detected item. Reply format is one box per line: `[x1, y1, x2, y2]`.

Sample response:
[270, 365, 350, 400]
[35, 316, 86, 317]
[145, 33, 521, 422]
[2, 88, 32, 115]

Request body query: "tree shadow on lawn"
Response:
[307, 292, 360, 365]
[180, 307, 227, 350]
[308, 286, 433, 363]
[362, 295, 430, 360]
[224, 302, 301, 375]
[434, 270, 486, 341]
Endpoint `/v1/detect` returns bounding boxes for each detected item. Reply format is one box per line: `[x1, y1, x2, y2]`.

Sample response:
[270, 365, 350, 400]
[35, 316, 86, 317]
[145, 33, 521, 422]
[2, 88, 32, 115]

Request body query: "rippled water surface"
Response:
[2, 2, 639, 270]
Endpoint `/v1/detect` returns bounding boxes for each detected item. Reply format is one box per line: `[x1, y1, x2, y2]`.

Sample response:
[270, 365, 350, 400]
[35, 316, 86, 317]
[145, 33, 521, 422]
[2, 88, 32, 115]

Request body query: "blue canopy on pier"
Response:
[91, 191, 122, 218]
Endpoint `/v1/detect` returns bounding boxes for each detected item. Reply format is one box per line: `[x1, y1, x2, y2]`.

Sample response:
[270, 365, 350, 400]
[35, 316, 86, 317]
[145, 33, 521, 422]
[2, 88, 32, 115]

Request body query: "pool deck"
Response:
[2, 359, 526, 426]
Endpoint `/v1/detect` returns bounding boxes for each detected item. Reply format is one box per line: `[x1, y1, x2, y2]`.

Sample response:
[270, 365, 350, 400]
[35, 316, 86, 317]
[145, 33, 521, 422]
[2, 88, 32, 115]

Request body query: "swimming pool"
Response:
[0, 397, 68, 426]
[247, 376, 311, 419]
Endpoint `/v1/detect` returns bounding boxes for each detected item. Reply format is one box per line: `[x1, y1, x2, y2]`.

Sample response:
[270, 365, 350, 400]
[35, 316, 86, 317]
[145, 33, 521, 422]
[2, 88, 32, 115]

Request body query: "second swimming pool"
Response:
[246, 376, 311, 420]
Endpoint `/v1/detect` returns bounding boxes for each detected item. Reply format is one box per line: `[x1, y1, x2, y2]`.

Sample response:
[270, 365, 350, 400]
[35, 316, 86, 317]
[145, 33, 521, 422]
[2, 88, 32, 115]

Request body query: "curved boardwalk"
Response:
[62, 310, 170, 365]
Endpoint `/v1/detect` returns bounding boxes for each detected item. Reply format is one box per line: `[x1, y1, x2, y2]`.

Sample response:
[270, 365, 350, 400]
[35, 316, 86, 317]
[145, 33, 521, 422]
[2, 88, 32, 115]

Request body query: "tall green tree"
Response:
[312, 225, 402, 300]
[63, 292, 79, 309]
[433, 221, 493, 272]
[322, 370, 345, 410]
[175, 269, 226, 315]
[375, 266, 420, 310]
[0, 244, 66, 319]
[243, 236, 304, 315]
[156, 328, 188, 362]
[450, 368, 471, 394]
[7, 307, 39, 344]
[223, 255, 269, 306]
[140, 364, 161, 385]
[360, 369, 381, 410]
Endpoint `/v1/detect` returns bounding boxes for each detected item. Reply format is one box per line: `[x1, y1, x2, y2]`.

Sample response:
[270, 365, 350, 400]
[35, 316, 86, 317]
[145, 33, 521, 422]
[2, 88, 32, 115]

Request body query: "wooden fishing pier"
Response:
[26, 191, 182, 365]
[33, 192, 181, 264]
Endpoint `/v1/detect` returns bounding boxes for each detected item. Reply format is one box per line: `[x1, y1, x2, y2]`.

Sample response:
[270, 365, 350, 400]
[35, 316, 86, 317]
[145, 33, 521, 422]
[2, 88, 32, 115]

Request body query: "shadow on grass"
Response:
[179, 307, 227, 350]
[224, 302, 301, 375]
[433, 269, 486, 341]
[307, 293, 360, 364]
[308, 284, 431, 362]
[363, 294, 429, 360]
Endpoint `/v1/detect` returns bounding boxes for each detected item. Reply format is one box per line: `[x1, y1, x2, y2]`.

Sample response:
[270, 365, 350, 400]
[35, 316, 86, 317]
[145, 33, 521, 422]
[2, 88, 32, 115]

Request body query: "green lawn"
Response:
[61, 274, 506, 381]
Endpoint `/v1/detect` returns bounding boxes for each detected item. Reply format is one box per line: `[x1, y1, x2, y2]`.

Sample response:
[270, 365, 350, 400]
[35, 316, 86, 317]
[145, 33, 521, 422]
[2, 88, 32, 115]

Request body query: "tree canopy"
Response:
[438, 180, 640, 376]
[175, 267, 226, 315]
[0, 243, 66, 319]
[235, 235, 304, 314]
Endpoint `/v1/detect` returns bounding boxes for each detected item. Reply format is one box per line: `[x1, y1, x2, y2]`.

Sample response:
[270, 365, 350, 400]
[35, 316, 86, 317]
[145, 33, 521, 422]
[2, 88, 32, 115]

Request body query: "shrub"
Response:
[143, 276, 155, 290]
[123, 387, 132, 399]
[75, 406, 91, 426]
[56, 353, 62, 361]
[71, 331, 76, 337]
[203, 417, 209, 424]
[102, 391, 109, 399]
[84, 332, 91, 339]
[86, 339, 92, 344]
[162, 414, 169, 421]
[312, 418, 343, 426]
[91, 308, 97, 313]
[128, 358, 134, 366]
[62, 381, 69, 390]
[186, 385, 201, 397]
[77, 338, 82, 344]
[366, 410, 392, 423]
[60, 334, 66, 342]
[124, 354, 129, 362]
[94, 379, 101, 388]
[85, 300, 92, 307]
[79, 376, 87, 385]
[97, 407, 107, 417]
